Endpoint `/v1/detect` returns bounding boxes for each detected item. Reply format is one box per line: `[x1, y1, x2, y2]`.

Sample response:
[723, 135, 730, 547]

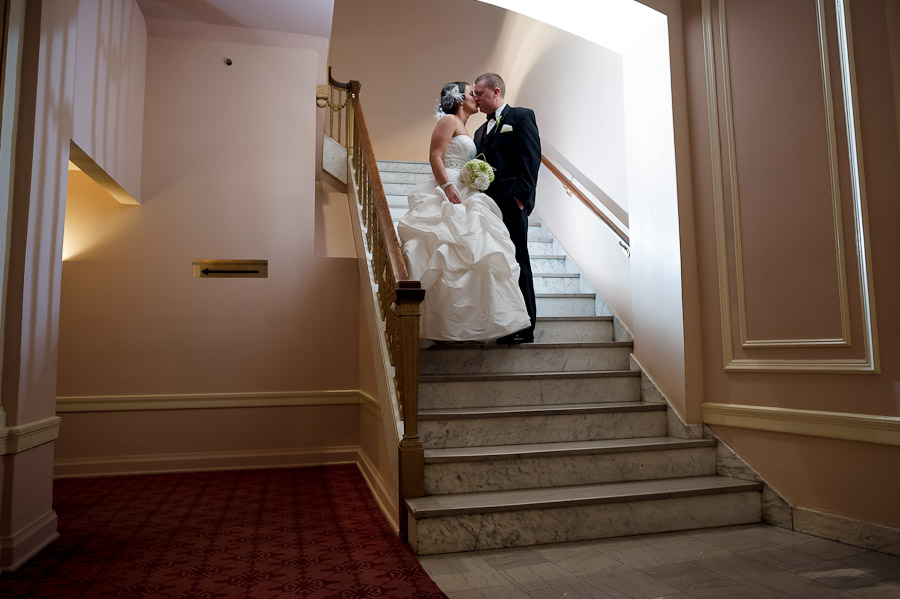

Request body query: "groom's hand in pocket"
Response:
[514, 197, 524, 210]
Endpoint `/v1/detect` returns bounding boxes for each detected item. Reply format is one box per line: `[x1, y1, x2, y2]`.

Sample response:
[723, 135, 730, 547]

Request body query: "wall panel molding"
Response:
[56, 390, 366, 412]
[701, 0, 879, 372]
[0, 417, 61, 455]
[702, 402, 900, 446]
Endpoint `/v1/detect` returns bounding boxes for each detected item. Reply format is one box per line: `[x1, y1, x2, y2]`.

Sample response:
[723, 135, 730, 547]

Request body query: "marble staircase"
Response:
[378, 160, 763, 555]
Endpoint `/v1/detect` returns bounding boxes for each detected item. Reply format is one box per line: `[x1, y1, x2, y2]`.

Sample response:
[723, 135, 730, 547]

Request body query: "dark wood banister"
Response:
[541, 155, 630, 247]
[328, 71, 425, 542]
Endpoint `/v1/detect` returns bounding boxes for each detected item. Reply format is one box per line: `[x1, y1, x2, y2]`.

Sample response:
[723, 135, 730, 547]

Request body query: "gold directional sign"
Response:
[192, 259, 268, 278]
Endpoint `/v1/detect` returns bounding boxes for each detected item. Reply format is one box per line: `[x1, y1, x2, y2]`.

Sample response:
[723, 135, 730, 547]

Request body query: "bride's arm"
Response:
[429, 116, 462, 204]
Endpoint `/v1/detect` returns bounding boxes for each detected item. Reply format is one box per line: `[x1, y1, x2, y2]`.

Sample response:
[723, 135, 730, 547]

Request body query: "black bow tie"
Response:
[487, 111, 498, 121]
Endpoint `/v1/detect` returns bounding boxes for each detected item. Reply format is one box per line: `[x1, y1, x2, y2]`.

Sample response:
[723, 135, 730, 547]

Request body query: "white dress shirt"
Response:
[486, 102, 508, 134]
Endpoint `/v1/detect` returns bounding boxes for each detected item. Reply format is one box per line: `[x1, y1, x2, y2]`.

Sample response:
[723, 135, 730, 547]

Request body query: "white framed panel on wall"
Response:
[701, 0, 878, 373]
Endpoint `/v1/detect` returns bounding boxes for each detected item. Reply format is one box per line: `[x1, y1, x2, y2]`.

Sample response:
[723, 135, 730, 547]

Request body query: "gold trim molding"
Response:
[56, 390, 370, 413]
[702, 402, 900, 446]
[701, 0, 879, 372]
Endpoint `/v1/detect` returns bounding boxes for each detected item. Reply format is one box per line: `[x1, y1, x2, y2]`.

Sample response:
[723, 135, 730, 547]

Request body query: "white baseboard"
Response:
[356, 450, 399, 534]
[54, 446, 360, 478]
[0, 510, 59, 573]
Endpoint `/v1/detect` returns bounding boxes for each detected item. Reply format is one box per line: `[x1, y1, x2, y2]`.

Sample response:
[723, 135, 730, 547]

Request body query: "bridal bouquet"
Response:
[460, 158, 495, 191]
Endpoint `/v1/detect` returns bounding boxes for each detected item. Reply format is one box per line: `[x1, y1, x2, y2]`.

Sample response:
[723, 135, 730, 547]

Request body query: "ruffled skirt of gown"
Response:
[398, 171, 532, 341]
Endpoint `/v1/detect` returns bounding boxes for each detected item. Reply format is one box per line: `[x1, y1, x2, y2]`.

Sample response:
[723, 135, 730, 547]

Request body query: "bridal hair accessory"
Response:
[435, 84, 465, 119]
[460, 155, 495, 191]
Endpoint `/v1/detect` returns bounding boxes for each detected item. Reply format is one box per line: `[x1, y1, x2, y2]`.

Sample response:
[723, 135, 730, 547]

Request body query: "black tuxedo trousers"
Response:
[475, 106, 541, 335]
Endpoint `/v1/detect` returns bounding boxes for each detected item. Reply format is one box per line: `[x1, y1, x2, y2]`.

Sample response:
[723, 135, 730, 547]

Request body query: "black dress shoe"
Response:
[496, 332, 534, 344]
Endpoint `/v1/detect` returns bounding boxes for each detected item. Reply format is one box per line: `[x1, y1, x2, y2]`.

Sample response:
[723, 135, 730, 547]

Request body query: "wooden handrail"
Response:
[541, 155, 630, 247]
[350, 93, 413, 285]
[327, 66, 350, 90]
[327, 73, 425, 542]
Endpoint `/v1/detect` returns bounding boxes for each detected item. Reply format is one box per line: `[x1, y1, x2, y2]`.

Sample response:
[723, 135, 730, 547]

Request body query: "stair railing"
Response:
[541, 154, 631, 255]
[326, 70, 425, 539]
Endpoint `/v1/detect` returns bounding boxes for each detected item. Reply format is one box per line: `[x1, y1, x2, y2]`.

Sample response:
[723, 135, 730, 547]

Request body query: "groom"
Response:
[474, 73, 541, 344]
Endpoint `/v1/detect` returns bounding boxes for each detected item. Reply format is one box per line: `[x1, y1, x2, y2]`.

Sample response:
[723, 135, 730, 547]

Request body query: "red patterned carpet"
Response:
[0, 465, 447, 599]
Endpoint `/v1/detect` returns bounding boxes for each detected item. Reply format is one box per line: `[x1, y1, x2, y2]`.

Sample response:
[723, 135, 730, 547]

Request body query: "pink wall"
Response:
[58, 33, 358, 397]
[55, 405, 359, 476]
[72, 0, 146, 202]
[55, 22, 364, 480]
[683, 0, 900, 526]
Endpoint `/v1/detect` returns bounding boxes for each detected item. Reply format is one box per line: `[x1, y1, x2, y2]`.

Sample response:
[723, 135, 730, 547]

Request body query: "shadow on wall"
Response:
[509, 27, 629, 210]
[327, 0, 511, 160]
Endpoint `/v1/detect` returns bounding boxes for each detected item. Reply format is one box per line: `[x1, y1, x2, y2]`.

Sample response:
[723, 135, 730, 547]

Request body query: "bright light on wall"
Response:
[476, 0, 665, 54]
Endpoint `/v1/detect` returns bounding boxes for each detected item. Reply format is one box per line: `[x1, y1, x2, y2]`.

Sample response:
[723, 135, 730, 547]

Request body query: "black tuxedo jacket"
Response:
[474, 105, 541, 216]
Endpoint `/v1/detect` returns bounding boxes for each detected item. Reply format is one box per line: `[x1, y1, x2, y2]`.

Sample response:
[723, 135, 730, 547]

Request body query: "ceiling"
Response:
[135, 0, 334, 38]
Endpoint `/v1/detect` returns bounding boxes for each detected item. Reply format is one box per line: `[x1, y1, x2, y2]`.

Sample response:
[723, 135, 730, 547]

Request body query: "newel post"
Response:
[395, 285, 425, 542]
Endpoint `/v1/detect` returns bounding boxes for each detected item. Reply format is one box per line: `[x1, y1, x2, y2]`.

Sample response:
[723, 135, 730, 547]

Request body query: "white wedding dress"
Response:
[398, 135, 531, 341]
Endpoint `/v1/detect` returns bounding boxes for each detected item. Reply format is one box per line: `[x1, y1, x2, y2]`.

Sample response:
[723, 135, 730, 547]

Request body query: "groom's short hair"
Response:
[475, 73, 505, 97]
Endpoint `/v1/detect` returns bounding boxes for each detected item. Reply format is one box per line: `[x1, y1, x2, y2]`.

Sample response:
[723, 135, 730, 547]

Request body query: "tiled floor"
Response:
[417, 524, 900, 598]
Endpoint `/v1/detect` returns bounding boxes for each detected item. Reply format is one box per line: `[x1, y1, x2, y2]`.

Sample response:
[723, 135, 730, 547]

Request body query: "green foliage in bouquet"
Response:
[459, 157, 495, 191]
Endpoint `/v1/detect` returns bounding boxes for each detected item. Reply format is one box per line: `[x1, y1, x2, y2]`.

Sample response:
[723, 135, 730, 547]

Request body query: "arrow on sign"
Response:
[201, 268, 261, 275]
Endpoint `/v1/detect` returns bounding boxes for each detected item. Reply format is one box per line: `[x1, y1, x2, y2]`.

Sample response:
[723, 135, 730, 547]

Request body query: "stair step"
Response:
[420, 401, 660, 419]
[383, 181, 417, 195]
[376, 160, 432, 174]
[386, 194, 408, 208]
[534, 316, 614, 343]
[420, 341, 632, 375]
[527, 239, 560, 255]
[379, 170, 432, 184]
[418, 369, 641, 409]
[425, 437, 716, 462]
[419, 402, 666, 448]
[534, 273, 580, 294]
[423, 438, 718, 494]
[408, 475, 762, 517]
[536, 293, 596, 317]
[530, 255, 568, 273]
[407, 476, 763, 554]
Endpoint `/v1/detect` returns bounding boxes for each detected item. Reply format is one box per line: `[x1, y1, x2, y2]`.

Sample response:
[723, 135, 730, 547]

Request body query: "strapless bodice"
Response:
[443, 135, 476, 170]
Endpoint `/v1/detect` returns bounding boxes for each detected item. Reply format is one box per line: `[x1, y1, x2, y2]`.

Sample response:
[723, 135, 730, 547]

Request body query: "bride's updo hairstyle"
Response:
[437, 81, 469, 115]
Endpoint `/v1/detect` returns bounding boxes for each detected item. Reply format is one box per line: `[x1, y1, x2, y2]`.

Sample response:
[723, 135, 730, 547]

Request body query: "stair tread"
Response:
[420, 401, 662, 419]
[419, 369, 641, 382]
[537, 316, 613, 321]
[406, 475, 763, 517]
[424, 437, 717, 462]
[422, 341, 632, 351]
[536, 293, 595, 298]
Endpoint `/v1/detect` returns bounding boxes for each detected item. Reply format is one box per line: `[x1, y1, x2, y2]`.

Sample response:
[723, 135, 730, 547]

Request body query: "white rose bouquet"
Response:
[459, 157, 495, 191]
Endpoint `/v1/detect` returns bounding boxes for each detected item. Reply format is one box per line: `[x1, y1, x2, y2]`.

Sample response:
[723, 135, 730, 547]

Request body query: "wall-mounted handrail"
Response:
[541, 154, 630, 248]
[326, 70, 425, 541]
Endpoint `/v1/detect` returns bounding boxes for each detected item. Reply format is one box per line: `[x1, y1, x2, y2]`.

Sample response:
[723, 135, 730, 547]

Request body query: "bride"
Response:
[398, 81, 531, 342]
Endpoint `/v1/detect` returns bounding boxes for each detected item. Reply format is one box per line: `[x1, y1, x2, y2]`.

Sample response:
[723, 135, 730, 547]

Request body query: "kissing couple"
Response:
[398, 73, 541, 345]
